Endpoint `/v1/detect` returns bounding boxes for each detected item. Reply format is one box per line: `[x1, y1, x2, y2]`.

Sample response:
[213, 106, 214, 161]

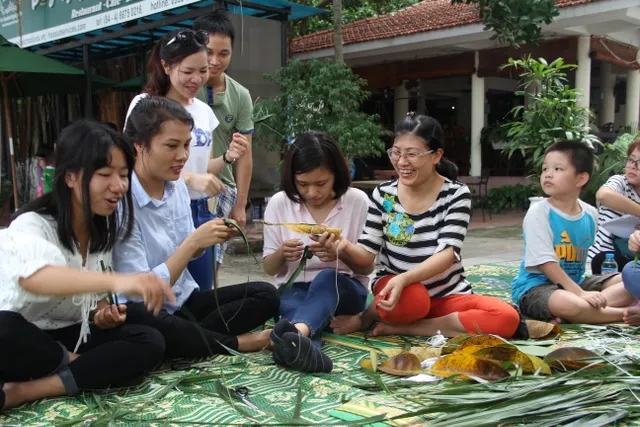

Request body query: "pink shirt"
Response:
[263, 188, 371, 288]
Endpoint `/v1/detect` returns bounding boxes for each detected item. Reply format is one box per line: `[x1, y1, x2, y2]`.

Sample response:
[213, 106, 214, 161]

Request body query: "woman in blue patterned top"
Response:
[316, 114, 521, 338]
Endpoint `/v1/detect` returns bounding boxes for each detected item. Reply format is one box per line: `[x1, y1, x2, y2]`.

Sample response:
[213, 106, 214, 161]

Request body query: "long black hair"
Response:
[13, 120, 135, 253]
[281, 132, 351, 203]
[124, 96, 194, 149]
[144, 29, 208, 97]
[394, 114, 459, 181]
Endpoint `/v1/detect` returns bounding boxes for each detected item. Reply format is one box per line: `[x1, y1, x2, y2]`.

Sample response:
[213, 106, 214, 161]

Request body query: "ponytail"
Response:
[435, 158, 458, 181]
[144, 42, 170, 96]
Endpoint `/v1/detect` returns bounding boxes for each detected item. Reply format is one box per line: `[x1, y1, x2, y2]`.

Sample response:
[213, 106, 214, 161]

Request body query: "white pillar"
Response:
[626, 69, 640, 127]
[470, 51, 484, 177]
[394, 82, 409, 124]
[600, 62, 616, 126]
[576, 36, 592, 126]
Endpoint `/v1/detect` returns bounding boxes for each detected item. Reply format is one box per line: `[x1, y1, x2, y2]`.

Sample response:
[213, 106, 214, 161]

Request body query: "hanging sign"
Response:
[0, 0, 202, 48]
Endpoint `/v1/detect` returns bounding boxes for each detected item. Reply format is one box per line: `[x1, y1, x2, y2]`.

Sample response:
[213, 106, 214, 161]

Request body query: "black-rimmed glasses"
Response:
[165, 30, 209, 47]
[626, 157, 640, 170]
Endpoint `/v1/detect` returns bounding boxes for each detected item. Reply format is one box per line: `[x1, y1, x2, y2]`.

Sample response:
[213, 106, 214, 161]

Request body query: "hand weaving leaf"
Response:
[279, 246, 313, 295]
[211, 219, 258, 331]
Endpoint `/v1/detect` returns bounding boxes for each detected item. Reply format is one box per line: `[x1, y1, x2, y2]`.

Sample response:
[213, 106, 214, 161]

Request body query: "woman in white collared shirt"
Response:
[115, 96, 278, 358]
[0, 121, 173, 411]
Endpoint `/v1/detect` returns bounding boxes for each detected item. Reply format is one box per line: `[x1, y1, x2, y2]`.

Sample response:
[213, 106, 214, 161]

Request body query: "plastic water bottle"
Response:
[601, 253, 619, 274]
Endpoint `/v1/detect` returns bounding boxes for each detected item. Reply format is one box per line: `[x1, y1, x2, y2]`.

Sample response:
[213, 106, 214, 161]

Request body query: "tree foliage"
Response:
[253, 59, 389, 160]
[451, 0, 559, 47]
[291, 0, 421, 37]
[293, 0, 559, 48]
[501, 56, 598, 171]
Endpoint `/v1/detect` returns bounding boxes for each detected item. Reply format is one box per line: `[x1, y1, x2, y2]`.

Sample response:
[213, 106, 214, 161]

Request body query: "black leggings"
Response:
[0, 311, 165, 395]
[125, 281, 279, 358]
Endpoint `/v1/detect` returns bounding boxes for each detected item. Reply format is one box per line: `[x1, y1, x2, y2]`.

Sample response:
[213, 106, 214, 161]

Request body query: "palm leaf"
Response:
[279, 246, 313, 295]
[207, 218, 257, 331]
[361, 366, 393, 394]
[293, 382, 304, 420]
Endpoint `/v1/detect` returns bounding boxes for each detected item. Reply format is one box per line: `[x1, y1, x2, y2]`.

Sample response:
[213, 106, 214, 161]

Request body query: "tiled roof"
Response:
[290, 0, 597, 54]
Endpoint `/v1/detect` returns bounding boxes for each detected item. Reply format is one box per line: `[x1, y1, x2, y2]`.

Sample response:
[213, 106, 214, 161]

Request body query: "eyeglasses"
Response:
[165, 30, 209, 48]
[386, 148, 434, 162]
[626, 158, 640, 170]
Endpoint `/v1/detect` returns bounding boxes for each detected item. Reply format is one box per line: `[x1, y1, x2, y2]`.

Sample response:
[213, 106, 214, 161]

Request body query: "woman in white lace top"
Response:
[0, 120, 175, 411]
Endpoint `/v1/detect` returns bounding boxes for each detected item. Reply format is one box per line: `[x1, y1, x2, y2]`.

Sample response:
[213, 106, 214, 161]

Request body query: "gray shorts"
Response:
[519, 273, 618, 321]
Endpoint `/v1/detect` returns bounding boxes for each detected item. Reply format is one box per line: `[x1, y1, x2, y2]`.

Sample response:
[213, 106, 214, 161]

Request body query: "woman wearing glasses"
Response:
[316, 114, 521, 339]
[588, 139, 640, 274]
[124, 29, 249, 291]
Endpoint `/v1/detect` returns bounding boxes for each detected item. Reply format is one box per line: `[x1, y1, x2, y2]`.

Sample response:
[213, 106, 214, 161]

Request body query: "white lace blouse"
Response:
[0, 212, 108, 351]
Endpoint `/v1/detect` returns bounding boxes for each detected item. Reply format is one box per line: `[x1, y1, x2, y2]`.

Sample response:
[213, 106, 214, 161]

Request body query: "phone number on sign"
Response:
[97, 3, 143, 27]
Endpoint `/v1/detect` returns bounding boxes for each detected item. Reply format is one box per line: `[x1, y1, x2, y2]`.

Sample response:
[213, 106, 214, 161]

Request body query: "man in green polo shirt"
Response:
[194, 10, 254, 268]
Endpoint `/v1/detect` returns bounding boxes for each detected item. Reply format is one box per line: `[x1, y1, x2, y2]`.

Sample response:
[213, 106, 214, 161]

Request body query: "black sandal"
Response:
[510, 304, 530, 340]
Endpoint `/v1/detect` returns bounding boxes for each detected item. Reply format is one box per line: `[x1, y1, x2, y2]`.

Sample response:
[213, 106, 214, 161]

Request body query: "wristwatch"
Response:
[223, 150, 236, 165]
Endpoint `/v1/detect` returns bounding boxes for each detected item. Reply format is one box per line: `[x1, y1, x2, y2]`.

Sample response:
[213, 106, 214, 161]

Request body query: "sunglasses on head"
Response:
[165, 30, 209, 47]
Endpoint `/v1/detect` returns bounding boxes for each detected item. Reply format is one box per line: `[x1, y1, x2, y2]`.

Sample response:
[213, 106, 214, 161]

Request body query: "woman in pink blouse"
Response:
[262, 132, 371, 373]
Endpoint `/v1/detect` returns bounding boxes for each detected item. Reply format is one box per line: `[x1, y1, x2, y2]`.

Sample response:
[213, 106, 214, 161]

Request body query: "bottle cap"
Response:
[605, 253, 614, 259]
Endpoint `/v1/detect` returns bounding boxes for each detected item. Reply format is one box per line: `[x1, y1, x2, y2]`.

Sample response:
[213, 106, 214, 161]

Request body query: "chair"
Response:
[468, 169, 492, 222]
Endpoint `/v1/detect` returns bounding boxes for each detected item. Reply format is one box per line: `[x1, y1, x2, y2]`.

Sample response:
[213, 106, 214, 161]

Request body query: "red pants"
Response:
[373, 275, 520, 338]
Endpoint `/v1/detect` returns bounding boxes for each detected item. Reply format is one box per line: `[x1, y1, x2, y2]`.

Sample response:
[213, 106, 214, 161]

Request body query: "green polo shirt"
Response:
[197, 74, 254, 188]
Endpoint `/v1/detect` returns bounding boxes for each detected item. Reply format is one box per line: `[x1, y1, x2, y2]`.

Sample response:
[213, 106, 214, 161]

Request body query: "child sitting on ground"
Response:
[512, 140, 636, 324]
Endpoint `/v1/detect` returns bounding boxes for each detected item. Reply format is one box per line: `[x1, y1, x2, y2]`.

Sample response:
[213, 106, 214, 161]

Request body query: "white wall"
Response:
[225, 14, 282, 196]
[226, 14, 282, 100]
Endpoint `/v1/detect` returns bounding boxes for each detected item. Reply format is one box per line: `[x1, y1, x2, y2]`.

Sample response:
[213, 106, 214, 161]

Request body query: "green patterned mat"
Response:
[2, 263, 639, 426]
